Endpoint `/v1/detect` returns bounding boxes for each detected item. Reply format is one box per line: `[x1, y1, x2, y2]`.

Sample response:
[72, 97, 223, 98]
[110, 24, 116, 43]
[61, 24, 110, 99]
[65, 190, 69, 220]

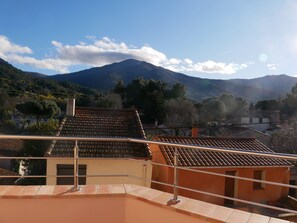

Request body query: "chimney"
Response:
[191, 126, 199, 137]
[66, 98, 75, 116]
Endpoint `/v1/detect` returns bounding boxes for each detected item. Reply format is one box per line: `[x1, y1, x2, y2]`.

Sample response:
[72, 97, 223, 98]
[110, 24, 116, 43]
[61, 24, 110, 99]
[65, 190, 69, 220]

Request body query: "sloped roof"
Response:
[229, 128, 271, 146]
[47, 107, 151, 159]
[0, 168, 19, 185]
[154, 136, 290, 167]
[0, 133, 23, 156]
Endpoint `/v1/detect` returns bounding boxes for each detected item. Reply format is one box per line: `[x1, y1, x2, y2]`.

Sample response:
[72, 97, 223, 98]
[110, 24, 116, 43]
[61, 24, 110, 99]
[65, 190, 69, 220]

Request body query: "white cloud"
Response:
[85, 35, 96, 40]
[267, 63, 278, 71]
[0, 35, 248, 75]
[0, 35, 32, 55]
[168, 58, 182, 65]
[165, 60, 247, 75]
[0, 36, 70, 73]
[184, 58, 193, 65]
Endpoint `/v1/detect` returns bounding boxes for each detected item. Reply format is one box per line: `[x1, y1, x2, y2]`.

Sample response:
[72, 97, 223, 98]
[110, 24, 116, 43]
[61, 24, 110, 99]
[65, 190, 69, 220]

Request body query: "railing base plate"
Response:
[167, 199, 180, 205]
[70, 186, 81, 192]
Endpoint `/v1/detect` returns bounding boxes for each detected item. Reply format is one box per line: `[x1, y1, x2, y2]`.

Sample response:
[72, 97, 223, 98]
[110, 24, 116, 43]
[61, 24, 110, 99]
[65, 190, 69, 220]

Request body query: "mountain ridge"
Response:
[1, 58, 296, 102]
[47, 59, 297, 102]
[0, 58, 100, 99]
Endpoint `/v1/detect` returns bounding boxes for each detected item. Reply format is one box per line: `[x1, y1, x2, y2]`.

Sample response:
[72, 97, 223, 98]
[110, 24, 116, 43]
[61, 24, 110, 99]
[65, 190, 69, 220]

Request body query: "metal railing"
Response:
[1, 135, 297, 216]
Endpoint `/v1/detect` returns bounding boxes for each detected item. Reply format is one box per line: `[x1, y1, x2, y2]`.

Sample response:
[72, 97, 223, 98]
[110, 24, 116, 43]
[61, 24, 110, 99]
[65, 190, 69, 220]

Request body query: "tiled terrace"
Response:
[0, 184, 292, 223]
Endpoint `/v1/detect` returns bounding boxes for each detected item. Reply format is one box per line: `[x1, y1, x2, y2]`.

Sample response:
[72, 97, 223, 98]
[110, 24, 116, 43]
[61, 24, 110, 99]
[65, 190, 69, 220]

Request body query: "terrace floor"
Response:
[0, 184, 292, 223]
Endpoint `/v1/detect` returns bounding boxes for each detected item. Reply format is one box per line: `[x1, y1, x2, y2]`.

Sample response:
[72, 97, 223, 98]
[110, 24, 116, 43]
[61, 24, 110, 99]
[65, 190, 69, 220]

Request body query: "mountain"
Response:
[48, 59, 297, 102]
[227, 74, 297, 93]
[48, 59, 182, 90]
[0, 58, 99, 98]
[25, 71, 48, 78]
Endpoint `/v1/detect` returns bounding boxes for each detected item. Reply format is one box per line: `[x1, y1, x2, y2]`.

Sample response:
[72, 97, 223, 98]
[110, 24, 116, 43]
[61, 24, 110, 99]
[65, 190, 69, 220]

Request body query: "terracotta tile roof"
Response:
[154, 136, 290, 167]
[0, 133, 23, 156]
[0, 168, 19, 185]
[48, 107, 151, 159]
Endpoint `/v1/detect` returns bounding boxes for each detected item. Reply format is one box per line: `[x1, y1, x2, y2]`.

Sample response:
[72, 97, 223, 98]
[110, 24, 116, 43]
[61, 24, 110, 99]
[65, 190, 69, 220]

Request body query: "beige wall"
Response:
[0, 192, 208, 223]
[1, 196, 126, 223]
[47, 159, 152, 187]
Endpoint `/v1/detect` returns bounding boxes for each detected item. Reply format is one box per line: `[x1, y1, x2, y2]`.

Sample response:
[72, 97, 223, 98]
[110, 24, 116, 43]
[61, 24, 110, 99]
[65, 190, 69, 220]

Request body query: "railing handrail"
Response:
[1, 134, 297, 161]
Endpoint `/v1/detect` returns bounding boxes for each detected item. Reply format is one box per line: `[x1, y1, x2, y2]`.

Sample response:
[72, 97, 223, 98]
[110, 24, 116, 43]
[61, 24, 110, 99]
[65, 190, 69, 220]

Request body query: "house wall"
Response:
[47, 159, 152, 187]
[150, 144, 290, 206]
[150, 143, 172, 191]
[176, 167, 289, 206]
[1, 195, 126, 223]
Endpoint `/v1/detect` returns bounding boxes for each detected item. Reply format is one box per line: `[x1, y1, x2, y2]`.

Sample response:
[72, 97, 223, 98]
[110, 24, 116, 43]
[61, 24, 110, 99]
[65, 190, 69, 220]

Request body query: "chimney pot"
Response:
[66, 98, 75, 116]
[191, 126, 199, 137]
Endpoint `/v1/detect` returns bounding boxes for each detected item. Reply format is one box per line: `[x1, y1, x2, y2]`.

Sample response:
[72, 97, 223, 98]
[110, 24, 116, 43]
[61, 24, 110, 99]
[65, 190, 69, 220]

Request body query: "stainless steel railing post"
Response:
[73, 141, 79, 191]
[167, 147, 180, 205]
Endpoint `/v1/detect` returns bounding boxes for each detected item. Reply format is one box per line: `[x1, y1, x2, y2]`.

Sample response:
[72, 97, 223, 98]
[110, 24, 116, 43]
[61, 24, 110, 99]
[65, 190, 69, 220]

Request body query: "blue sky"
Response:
[1, 0, 297, 79]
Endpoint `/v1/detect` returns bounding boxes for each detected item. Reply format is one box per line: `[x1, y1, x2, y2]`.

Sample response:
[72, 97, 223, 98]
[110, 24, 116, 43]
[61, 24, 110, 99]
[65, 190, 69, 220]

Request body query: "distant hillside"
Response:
[48, 59, 297, 102]
[0, 58, 99, 98]
[25, 71, 48, 78]
[227, 74, 297, 94]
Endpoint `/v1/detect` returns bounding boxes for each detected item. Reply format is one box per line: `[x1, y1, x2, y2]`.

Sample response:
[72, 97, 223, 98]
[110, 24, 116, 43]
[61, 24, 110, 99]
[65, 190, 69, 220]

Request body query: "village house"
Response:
[240, 110, 280, 133]
[150, 135, 291, 207]
[46, 99, 152, 186]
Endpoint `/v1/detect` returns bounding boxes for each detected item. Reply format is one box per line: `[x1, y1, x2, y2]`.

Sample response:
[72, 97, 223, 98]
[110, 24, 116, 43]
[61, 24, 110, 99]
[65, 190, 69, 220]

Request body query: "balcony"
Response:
[1, 135, 297, 222]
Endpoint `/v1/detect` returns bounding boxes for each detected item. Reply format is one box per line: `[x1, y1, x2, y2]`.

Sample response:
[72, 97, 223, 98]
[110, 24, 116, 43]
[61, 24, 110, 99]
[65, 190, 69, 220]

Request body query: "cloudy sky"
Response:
[1, 0, 297, 79]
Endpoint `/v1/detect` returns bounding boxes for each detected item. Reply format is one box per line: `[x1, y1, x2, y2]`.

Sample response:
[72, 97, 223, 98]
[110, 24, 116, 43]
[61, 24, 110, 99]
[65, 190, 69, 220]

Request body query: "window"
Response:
[57, 164, 87, 185]
[253, 170, 265, 190]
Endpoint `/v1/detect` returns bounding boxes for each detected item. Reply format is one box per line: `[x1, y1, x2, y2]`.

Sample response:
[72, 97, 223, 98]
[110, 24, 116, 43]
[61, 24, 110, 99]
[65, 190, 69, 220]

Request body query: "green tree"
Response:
[97, 93, 122, 108]
[143, 91, 166, 123]
[168, 83, 186, 99]
[278, 83, 297, 119]
[113, 80, 125, 97]
[125, 78, 167, 123]
[255, 99, 280, 111]
[16, 99, 61, 124]
[0, 88, 18, 121]
[114, 78, 187, 123]
[270, 115, 297, 154]
[164, 99, 198, 135]
[199, 99, 227, 124]
[249, 102, 255, 111]
[218, 94, 248, 121]
[16, 119, 59, 185]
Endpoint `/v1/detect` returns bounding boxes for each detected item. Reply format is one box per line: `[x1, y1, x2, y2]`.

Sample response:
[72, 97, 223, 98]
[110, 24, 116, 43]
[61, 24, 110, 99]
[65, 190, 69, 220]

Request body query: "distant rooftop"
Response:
[47, 107, 151, 159]
[155, 136, 290, 167]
